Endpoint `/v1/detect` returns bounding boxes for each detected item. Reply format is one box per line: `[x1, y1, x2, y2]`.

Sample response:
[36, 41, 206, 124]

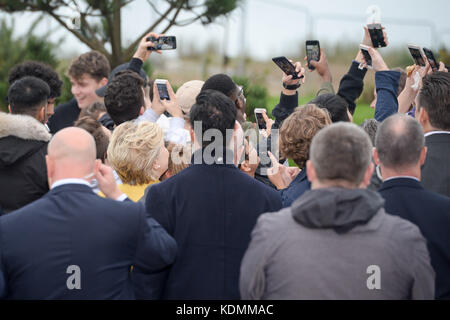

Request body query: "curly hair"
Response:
[9, 61, 63, 99]
[74, 116, 110, 163]
[67, 51, 110, 82]
[167, 143, 191, 176]
[104, 70, 145, 126]
[280, 104, 332, 169]
[107, 121, 164, 185]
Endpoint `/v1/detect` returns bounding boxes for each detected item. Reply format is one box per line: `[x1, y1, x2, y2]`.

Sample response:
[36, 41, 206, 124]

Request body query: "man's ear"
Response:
[37, 106, 45, 123]
[306, 160, 316, 183]
[418, 107, 429, 127]
[361, 162, 375, 188]
[372, 148, 380, 166]
[46, 155, 54, 188]
[139, 106, 145, 116]
[94, 159, 101, 174]
[419, 146, 427, 167]
[99, 77, 108, 87]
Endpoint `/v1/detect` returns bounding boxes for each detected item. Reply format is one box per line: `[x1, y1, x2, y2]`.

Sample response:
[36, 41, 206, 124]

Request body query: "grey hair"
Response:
[310, 122, 372, 185]
[375, 114, 424, 169]
[361, 118, 380, 147]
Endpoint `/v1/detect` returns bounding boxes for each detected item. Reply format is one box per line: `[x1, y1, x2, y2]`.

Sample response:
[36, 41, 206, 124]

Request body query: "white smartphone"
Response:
[155, 79, 170, 100]
[359, 44, 373, 69]
[407, 44, 426, 67]
[254, 108, 267, 130]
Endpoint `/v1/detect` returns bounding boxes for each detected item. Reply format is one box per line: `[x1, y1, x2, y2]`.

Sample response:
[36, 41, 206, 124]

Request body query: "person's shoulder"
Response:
[378, 209, 424, 245]
[54, 98, 78, 112]
[255, 207, 294, 232]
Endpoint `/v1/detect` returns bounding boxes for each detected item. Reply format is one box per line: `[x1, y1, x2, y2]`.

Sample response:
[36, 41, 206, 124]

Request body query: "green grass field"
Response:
[266, 95, 374, 125]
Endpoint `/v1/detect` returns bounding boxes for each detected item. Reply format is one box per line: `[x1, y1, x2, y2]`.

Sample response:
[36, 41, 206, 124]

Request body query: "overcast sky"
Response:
[1, 0, 449, 60]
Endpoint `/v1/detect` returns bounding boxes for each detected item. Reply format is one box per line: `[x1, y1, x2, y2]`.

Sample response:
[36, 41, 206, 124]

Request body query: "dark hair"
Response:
[418, 72, 450, 131]
[309, 94, 350, 123]
[189, 89, 237, 148]
[361, 118, 379, 147]
[201, 74, 238, 100]
[8, 76, 50, 116]
[375, 114, 424, 169]
[74, 116, 110, 163]
[104, 70, 145, 126]
[79, 102, 107, 120]
[8, 61, 63, 99]
[68, 51, 110, 82]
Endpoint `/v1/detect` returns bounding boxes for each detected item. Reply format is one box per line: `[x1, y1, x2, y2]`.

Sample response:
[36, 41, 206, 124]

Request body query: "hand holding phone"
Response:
[408, 45, 426, 67]
[306, 40, 321, 71]
[147, 36, 177, 51]
[359, 45, 373, 69]
[152, 79, 183, 118]
[423, 48, 439, 72]
[367, 24, 387, 48]
[272, 56, 304, 80]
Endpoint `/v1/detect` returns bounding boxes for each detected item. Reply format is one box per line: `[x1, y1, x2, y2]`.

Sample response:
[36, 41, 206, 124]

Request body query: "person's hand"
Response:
[267, 151, 294, 190]
[152, 80, 183, 117]
[133, 32, 162, 62]
[438, 61, 448, 73]
[357, 26, 388, 63]
[364, 47, 389, 72]
[305, 49, 332, 82]
[94, 162, 123, 200]
[260, 110, 274, 138]
[282, 61, 306, 86]
[362, 25, 388, 47]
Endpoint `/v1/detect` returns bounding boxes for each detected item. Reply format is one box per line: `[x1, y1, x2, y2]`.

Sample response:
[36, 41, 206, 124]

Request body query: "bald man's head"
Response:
[48, 127, 97, 170]
[375, 114, 424, 170]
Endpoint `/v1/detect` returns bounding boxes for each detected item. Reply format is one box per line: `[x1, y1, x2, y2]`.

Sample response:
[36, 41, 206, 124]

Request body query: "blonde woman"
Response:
[105, 121, 169, 201]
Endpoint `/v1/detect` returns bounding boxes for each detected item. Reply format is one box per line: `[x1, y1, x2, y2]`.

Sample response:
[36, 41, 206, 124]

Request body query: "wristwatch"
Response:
[282, 82, 301, 90]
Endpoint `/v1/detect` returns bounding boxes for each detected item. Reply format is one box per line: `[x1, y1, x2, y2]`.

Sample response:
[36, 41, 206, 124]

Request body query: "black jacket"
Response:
[337, 61, 368, 115]
[0, 112, 50, 213]
[421, 133, 450, 197]
[0, 183, 177, 299]
[138, 149, 282, 299]
[379, 178, 450, 299]
[47, 98, 80, 134]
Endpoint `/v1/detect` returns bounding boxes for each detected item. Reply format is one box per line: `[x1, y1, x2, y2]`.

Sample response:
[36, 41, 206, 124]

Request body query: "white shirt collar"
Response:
[383, 176, 420, 183]
[51, 178, 93, 190]
[424, 131, 450, 137]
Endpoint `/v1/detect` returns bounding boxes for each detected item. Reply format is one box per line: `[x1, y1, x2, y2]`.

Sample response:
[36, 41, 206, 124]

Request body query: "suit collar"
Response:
[379, 177, 423, 192]
[191, 147, 236, 167]
[49, 183, 95, 195]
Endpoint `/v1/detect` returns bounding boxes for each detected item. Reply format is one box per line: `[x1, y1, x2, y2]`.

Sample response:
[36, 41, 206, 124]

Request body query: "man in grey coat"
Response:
[240, 122, 435, 300]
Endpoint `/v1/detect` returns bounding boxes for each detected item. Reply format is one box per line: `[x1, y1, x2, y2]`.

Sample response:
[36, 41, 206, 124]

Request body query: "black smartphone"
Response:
[272, 56, 304, 80]
[408, 45, 426, 67]
[367, 23, 386, 48]
[306, 40, 320, 71]
[147, 36, 177, 51]
[155, 79, 170, 100]
[359, 45, 372, 68]
[423, 47, 438, 71]
[254, 108, 267, 130]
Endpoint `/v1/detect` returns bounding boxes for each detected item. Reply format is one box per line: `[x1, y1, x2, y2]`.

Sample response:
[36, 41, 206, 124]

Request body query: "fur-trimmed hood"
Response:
[0, 112, 51, 168]
[0, 112, 51, 142]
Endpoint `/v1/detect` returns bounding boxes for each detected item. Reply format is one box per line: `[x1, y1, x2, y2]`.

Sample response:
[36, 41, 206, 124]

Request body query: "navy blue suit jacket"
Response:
[0, 183, 177, 299]
[141, 150, 282, 300]
[379, 178, 450, 299]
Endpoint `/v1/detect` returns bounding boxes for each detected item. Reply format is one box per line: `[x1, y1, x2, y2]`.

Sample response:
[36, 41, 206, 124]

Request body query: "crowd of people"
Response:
[0, 25, 449, 300]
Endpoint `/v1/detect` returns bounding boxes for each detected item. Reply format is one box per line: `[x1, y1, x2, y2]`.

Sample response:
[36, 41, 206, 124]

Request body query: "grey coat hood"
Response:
[291, 187, 385, 234]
